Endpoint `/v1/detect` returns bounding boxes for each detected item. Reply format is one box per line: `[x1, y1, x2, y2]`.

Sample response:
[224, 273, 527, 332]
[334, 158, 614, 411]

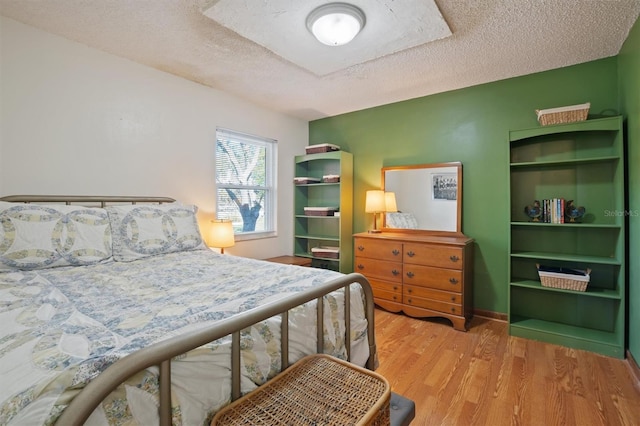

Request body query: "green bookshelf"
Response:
[294, 151, 353, 272]
[508, 116, 626, 358]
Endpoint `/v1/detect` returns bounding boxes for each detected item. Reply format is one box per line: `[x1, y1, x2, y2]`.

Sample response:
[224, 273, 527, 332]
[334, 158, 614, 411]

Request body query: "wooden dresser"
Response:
[354, 232, 474, 331]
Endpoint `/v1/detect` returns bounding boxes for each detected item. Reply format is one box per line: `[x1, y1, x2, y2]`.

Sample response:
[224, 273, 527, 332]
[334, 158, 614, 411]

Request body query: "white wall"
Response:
[0, 17, 308, 259]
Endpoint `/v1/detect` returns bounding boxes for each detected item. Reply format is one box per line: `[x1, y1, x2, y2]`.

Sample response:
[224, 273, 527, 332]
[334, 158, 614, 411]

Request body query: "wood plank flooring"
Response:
[373, 309, 640, 426]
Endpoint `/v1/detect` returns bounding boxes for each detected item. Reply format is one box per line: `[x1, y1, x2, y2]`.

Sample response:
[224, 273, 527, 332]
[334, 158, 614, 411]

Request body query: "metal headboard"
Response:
[0, 195, 176, 207]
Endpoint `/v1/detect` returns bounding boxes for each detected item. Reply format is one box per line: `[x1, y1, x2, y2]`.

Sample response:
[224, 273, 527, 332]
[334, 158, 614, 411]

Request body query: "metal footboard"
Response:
[54, 273, 377, 426]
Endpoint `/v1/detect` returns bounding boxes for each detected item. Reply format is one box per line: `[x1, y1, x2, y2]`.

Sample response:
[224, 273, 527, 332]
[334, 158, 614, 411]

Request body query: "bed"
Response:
[0, 195, 377, 425]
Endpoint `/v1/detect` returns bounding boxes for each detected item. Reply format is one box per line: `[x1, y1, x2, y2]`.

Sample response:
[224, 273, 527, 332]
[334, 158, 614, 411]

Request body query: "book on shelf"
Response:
[541, 198, 565, 223]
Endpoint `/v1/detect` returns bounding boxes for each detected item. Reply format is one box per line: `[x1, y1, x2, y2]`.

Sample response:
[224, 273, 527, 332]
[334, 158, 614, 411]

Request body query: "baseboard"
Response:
[627, 350, 640, 387]
[473, 309, 507, 322]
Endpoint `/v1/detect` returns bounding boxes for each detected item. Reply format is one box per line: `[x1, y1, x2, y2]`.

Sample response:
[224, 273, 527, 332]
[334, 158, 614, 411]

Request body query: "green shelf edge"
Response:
[509, 316, 623, 358]
[295, 215, 340, 219]
[509, 116, 622, 141]
[510, 279, 622, 299]
[293, 252, 340, 262]
[294, 234, 339, 241]
[295, 151, 344, 162]
[510, 251, 621, 265]
[295, 182, 341, 187]
[510, 222, 621, 228]
[510, 155, 619, 168]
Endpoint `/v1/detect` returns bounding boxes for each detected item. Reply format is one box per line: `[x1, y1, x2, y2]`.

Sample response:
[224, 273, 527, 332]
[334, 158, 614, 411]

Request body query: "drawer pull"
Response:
[392, 249, 400, 256]
[407, 251, 415, 257]
[357, 264, 364, 270]
[407, 288, 412, 294]
[393, 285, 399, 291]
[357, 245, 364, 251]
[392, 269, 400, 276]
[406, 271, 414, 278]
[451, 307, 457, 313]
[451, 296, 457, 302]
[407, 298, 412, 304]
[449, 278, 459, 284]
[449, 255, 460, 262]
[393, 295, 398, 301]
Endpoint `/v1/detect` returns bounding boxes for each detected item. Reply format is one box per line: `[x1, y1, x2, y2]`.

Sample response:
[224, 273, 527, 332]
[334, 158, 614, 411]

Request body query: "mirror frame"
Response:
[381, 162, 463, 235]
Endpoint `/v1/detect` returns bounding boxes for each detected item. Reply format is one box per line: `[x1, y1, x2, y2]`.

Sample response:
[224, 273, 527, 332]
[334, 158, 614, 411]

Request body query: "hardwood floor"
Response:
[373, 309, 640, 426]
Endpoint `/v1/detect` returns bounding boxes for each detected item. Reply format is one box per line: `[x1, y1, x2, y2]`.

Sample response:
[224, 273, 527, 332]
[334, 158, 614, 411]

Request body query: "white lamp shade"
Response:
[210, 220, 235, 249]
[365, 190, 386, 213]
[307, 3, 366, 46]
[385, 192, 398, 212]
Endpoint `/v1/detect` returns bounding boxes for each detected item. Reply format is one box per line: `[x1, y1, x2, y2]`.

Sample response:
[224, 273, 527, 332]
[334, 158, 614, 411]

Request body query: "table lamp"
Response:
[365, 190, 386, 233]
[210, 219, 235, 254]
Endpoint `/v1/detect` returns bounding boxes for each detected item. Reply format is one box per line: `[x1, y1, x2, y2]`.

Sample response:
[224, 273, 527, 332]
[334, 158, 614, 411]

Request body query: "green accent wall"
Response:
[619, 17, 640, 361]
[310, 58, 619, 315]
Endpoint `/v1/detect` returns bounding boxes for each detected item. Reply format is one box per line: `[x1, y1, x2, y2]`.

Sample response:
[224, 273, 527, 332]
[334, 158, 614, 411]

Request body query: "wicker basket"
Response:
[211, 354, 390, 426]
[536, 102, 590, 126]
[306, 143, 341, 154]
[537, 264, 591, 292]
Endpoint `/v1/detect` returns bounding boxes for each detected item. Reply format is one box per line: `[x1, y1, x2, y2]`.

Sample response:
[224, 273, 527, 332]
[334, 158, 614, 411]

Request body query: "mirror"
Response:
[382, 162, 462, 235]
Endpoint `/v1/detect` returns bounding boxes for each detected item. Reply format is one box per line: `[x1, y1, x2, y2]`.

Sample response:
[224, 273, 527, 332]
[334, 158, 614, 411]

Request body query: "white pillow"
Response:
[107, 203, 206, 262]
[386, 212, 419, 229]
[0, 201, 112, 271]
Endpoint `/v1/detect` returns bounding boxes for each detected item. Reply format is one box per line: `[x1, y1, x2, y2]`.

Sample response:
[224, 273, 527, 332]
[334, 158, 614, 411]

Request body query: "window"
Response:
[215, 128, 277, 240]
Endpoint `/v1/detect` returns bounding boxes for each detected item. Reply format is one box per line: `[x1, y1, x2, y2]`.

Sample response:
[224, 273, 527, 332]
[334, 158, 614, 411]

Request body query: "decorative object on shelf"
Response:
[524, 200, 542, 222]
[536, 264, 591, 292]
[311, 245, 340, 259]
[535, 102, 590, 126]
[294, 177, 321, 185]
[210, 219, 235, 254]
[305, 143, 341, 154]
[564, 200, 586, 222]
[303, 206, 338, 216]
[322, 174, 340, 183]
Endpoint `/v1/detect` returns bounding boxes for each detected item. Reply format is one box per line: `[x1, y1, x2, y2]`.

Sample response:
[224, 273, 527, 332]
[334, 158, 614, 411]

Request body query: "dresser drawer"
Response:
[404, 285, 461, 304]
[403, 294, 463, 316]
[354, 238, 403, 262]
[355, 257, 402, 283]
[403, 264, 462, 292]
[403, 243, 464, 269]
[370, 279, 402, 303]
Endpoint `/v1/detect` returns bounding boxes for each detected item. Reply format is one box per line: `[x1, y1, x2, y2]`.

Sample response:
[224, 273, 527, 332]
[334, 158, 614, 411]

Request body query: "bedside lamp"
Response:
[210, 219, 235, 254]
[365, 190, 386, 233]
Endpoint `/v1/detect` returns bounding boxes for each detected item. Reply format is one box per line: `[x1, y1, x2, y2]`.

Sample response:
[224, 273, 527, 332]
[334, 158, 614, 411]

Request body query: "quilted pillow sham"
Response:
[106, 203, 206, 262]
[385, 212, 419, 229]
[0, 201, 112, 271]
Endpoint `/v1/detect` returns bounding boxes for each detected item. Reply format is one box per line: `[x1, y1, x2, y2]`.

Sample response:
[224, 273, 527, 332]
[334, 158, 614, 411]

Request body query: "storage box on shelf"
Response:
[536, 264, 591, 292]
[535, 102, 590, 126]
[508, 116, 625, 358]
[305, 143, 341, 154]
[294, 150, 352, 273]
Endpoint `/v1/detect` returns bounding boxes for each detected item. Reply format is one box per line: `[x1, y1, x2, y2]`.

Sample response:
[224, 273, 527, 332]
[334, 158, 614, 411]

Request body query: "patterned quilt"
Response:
[0, 250, 369, 425]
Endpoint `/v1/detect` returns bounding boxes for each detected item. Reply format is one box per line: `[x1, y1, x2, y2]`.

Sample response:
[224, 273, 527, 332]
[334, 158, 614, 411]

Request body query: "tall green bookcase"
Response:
[508, 116, 626, 358]
[294, 151, 353, 273]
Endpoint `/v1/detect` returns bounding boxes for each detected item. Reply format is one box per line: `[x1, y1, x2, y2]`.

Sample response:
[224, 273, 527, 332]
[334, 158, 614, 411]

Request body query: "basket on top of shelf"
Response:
[535, 102, 590, 126]
[305, 143, 340, 154]
[536, 264, 591, 292]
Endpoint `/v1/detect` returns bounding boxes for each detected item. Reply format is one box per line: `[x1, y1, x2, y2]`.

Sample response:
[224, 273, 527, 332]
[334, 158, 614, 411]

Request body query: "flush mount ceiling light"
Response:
[306, 3, 366, 46]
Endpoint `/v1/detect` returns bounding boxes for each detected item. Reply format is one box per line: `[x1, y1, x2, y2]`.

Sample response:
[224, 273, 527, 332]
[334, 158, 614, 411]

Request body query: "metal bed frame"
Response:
[0, 195, 377, 426]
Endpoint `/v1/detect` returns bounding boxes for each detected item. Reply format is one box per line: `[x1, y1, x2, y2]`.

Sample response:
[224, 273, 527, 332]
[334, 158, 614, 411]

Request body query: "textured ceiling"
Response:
[1, 0, 639, 121]
[203, 0, 451, 76]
